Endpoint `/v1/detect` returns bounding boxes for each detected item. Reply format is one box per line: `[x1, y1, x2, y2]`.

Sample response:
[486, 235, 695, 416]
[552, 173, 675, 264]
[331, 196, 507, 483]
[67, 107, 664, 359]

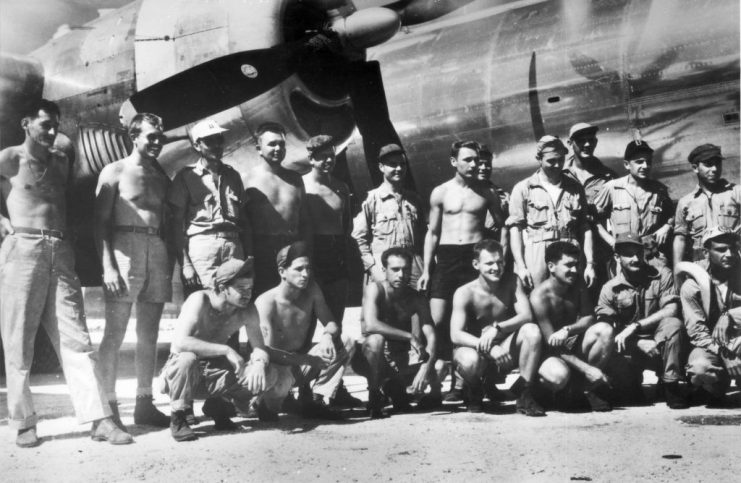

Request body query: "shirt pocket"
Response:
[374, 211, 399, 237]
[718, 202, 740, 230]
[526, 201, 550, 228]
[611, 202, 633, 233]
[645, 204, 663, 230]
[615, 289, 637, 317]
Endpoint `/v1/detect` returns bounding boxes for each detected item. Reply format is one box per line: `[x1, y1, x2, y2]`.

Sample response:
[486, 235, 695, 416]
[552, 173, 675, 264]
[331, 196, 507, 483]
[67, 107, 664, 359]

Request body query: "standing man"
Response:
[596, 233, 688, 409]
[95, 113, 172, 428]
[478, 145, 510, 242]
[563, 123, 616, 297]
[162, 258, 278, 441]
[679, 228, 741, 406]
[244, 122, 310, 296]
[169, 119, 250, 295]
[673, 144, 741, 267]
[359, 247, 439, 418]
[508, 135, 595, 289]
[594, 140, 674, 268]
[255, 242, 355, 420]
[0, 99, 131, 447]
[531, 242, 614, 412]
[418, 140, 506, 399]
[352, 143, 426, 287]
[450, 240, 545, 415]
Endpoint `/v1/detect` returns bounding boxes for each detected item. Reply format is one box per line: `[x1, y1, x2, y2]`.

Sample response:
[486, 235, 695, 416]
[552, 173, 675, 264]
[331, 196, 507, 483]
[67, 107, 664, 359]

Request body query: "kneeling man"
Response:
[161, 258, 276, 441]
[450, 239, 544, 415]
[360, 247, 439, 418]
[597, 233, 688, 409]
[255, 242, 355, 420]
[531, 241, 615, 411]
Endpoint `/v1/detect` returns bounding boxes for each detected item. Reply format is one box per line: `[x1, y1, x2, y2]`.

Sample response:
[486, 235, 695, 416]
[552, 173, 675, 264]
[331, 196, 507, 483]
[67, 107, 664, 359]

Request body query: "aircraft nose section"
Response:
[331, 8, 401, 51]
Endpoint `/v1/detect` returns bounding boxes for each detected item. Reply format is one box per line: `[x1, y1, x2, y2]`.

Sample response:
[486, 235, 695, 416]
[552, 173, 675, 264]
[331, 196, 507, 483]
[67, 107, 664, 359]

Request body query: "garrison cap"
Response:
[613, 232, 643, 249]
[213, 257, 254, 286]
[190, 119, 227, 143]
[688, 144, 722, 165]
[624, 140, 654, 160]
[378, 143, 405, 161]
[568, 122, 599, 139]
[276, 241, 310, 269]
[702, 226, 739, 247]
[306, 135, 334, 155]
[536, 135, 568, 158]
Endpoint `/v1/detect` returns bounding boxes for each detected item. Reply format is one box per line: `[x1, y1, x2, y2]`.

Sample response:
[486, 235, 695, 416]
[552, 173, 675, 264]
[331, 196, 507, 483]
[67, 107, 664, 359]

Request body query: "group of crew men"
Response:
[1, 99, 739, 448]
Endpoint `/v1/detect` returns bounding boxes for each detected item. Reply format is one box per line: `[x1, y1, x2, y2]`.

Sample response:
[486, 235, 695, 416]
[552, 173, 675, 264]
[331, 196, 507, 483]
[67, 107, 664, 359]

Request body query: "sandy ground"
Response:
[2, 309, 740, 482]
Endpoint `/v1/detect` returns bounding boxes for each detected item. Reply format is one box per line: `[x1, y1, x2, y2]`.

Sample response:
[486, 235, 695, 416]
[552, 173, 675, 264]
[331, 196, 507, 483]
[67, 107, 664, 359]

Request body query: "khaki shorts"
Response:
[108, 231, 172, 303]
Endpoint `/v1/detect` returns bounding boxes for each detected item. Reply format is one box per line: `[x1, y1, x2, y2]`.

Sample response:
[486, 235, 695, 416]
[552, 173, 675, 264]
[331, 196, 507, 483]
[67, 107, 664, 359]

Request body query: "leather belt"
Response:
[13, 227, 65, 239]
[115, 225, 160, 236]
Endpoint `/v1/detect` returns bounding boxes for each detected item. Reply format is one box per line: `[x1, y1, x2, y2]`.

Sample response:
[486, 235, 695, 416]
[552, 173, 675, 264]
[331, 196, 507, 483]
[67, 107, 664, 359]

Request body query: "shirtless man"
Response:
[0, 99, 131, 447]
[255, 242, 354, 420]
[359, 247, 439, 418]
[244, 122, 310, 296]
[162, 258, 279, 441]
[450, 239, 544, 415]
[94, 113, 172, 429]
[531, 241, 615, 412]
[418, 140, 505, 400]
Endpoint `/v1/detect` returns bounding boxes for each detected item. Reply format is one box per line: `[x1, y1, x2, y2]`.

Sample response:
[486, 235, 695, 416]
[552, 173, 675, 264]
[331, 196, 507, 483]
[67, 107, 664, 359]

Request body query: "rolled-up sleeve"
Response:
[673, 197, 690, 237]
[592, 182, 612, 222]
[680, 279, 714, 349]
[595, 285, 618, 324]
[506, 181, 527, 228]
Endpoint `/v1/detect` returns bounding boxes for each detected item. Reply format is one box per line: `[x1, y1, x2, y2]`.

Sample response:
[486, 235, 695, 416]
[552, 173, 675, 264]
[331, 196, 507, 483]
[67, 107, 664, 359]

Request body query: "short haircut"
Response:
[381, 247, 412, 268]
[450, 140, 480, 158]
[23, 99, 60, 119]
[128, 113, 163, 138]
[479, 144, 493, 160]
[255, 122, 286, 142]
[545, 241, 581, 265]
[473, 239, 503, 259]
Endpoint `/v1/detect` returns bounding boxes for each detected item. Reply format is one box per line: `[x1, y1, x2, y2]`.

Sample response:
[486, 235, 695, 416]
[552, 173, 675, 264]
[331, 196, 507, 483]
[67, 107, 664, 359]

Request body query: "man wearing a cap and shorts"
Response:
[508, 135, 595, 289]
[352, 143, 426, 287]
[673, 144, 741, 269]
[358, 247, 439, 418]
[169, 119, 250, 295]
[255, 242, 354, 420]
[244, 122, 310, 296]
[531, 242, 614, 412]
[450, 239, 545, 415]
[0, 99, 131, 447]
[594, 140, 674, 269]
[679, 228, 741, 406]
[162, 257, 278, 441]
[95, 113, 172, 428]
[596, 232, 688, 409]
[563, 123, 617, 297]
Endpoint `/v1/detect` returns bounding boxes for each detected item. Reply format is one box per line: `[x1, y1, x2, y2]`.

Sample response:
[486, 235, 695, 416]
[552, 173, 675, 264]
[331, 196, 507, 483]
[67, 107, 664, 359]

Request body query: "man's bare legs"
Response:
[430, 298, 460, 399]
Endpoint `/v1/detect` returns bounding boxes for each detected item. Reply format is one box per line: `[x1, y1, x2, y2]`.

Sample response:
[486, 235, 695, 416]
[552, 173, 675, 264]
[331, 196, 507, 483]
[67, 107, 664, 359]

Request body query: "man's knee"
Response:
[454, 348, 482, 376]
[687, 350, 722, 386]
[539, 357, 570, 391]
[656, 317, 684, 342]
[171, 352, 198, 374]
[587, 322, 614, 347]
[518, 323, 543, 347]
[363, 334, 385, 356]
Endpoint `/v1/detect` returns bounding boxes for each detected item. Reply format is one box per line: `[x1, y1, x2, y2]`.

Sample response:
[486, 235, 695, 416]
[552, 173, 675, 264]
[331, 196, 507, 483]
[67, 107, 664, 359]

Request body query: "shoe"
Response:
[282, 393, 303, 415]
[134, 395, 169, 427]
[443, 387, 464, 404]
[184, 406, 199, 426]
[415, 394, 443, 411]
[382, 378, 412, 412]
[465, 385, 484, 413]
[16, 426, 40, 448]
[330, 383, 364, 408]
[256, 400, 280, 422]
[170, 410, 198, 442]
[109, 401, 127, 431]
[202, 397, 238, 431]
[301, 395, 343, 420]
[663, 382, 689, 410]
[516, 384, 546, 417]
[91, 418, 134, 445]
[367, 388, 388, 419]
[584, 387, 612, 412]
[484, 381, 507, 402]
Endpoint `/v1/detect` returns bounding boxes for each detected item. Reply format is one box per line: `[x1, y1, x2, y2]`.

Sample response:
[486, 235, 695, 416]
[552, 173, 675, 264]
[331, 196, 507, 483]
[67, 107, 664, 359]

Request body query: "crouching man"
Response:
[359, 247, 439, 418]
[161, 258, 278, 441]
[531, 241, 615, 411]
[450, 239, 544, 415]
[597, 233, 688, 409]
[255, 242, 356, 420]
[678, 228, 741, 407]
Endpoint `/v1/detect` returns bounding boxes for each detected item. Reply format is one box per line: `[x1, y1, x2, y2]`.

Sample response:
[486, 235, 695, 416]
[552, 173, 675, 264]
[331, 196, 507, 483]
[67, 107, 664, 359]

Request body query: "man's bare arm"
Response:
[530, 288, 557, 340]
[242, 304, 269, 362]
[255, 295, 321, 367]
[500, 279, 533, 332]
[419, 187, 444, 290]
[415, 293, 437, 362]
[449, 288, 479, 348]
[94, 165, 124, 295]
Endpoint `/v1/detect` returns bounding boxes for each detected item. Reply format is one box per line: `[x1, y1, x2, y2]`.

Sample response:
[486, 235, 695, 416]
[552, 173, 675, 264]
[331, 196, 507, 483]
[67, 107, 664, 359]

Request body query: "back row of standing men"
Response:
[1, 99, 739, 447]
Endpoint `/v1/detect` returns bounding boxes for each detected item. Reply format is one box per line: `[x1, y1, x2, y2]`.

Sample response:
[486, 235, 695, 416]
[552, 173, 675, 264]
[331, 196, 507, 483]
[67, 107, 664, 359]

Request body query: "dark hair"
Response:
[255, 122, 286, 142]
[128, 113, 163, 139]
[545, 241, 581, 265]
[23, 99, 60, 120]
[478, 144, 493, 161]
[381, 247, 412, 268]
[450, 140, 480, 159]
[473, 239, 502, 259]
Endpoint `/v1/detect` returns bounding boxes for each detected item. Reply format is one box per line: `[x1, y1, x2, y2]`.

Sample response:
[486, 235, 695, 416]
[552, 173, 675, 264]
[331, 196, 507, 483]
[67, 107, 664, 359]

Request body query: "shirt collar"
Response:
[692, 180, 733, 198]
[193, 158, 223, 176]
[376, 182, 403, 199]
[611, 264, 660, 291]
